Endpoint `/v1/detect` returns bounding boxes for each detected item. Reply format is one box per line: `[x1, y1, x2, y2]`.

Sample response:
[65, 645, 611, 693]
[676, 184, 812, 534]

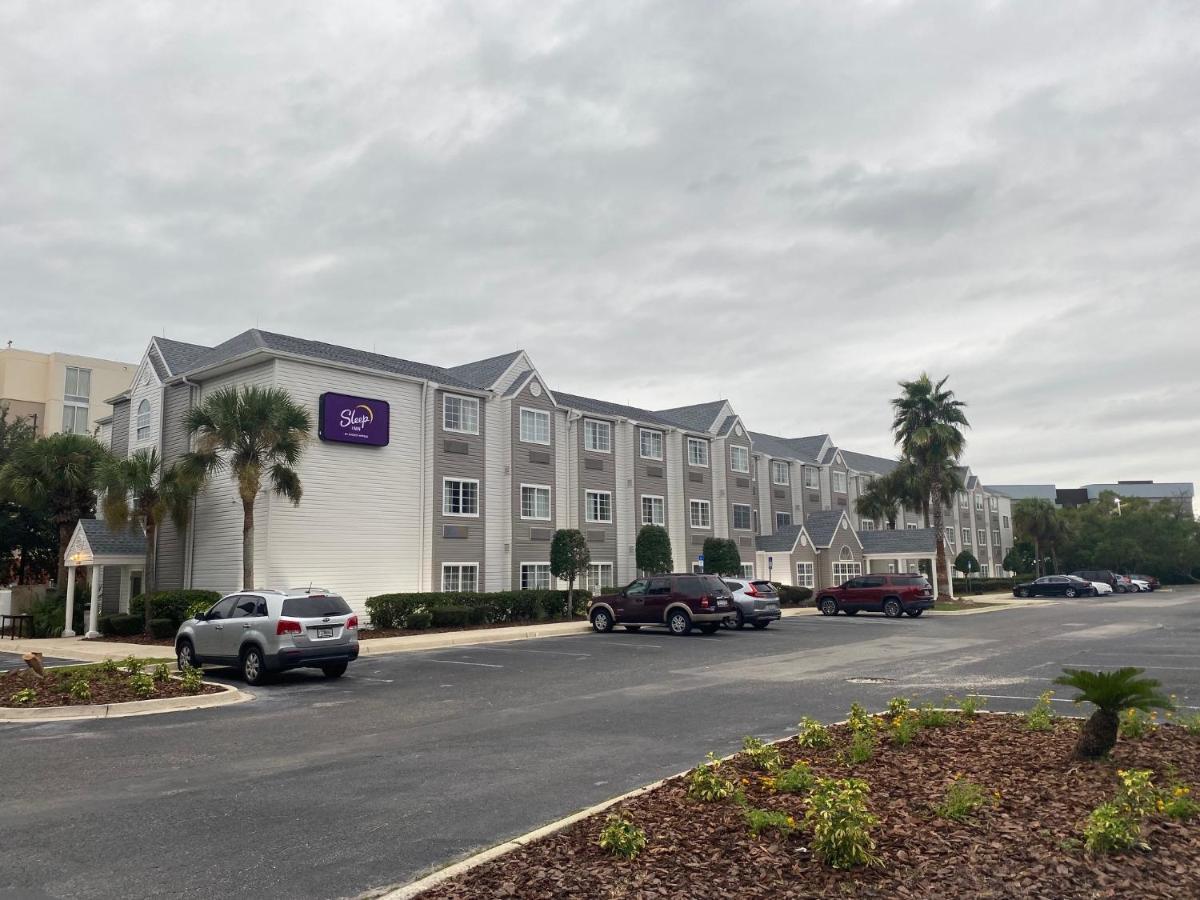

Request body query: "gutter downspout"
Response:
[419, 381, 431, 592]
[180, 375, 199, 589]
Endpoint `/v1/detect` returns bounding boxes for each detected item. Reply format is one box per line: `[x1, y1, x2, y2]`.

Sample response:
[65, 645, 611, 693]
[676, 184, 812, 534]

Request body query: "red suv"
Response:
[589, 574, 734, 635]
[816, 574, 934, 619]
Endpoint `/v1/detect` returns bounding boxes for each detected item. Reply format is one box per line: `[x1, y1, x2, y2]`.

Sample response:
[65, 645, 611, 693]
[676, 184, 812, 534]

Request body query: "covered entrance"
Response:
[859, 528, 954, 600]
[62, 519, 146, 637]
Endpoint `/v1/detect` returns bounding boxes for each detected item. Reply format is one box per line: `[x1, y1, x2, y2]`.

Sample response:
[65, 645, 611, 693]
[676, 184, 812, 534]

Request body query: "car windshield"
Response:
[282, 595, 352, 618]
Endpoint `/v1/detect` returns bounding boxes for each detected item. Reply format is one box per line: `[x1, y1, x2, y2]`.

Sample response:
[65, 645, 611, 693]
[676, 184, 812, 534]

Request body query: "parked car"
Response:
[1090, 580, 1114, 596]
[1128, 574, 1160, 591]
[816, 574, 934, 619]
[589, 574, 733, 635]
[1113, 574, 1137, 593]
[721, 579, 782, 629]
[1071, 570, 1130, 593]
[175, 589, 360, 685]
[1126, 576, 1152, 593]
[1013, 575, 1096, 598]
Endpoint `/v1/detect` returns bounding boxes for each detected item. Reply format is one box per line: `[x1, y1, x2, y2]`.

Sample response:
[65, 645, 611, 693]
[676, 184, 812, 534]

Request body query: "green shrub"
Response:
[97, 658, 119, 676]
[688, 753, 734, 802]
[130, 673, 154, 698]
[805, 777, 879, 869]
[149, 618, 177, 639]
[122, 656, 144, 677]
[430, 606, 471, 628]
[1179, 712, 1200, 736]
[10, 688, 37, 704]
[844, 730, 875, 765]
[952, 694, 986, 718]
[405, 610, 433, 630]
[1115, 768, 1157, 819]
[889, 712, 921, 746]
[1161, 784, 1199, 821]
[847, 702, 877, 735]
[180, 665, 203, 694]
[152, 663, 172, 683]
[130, 590, 222, 629]
[597, 813, 647, 859]
[1025, 690, 1056, 731]
[936, 778, 987, 821]
[773, 762, 815, 794]
[886, 696, 911, 717]
[1083, 801, 1141, 853]
[916, 704, 955, 728]
[1118, 708, 1157, 740]
[28, 590, 86, 638]
[99, 614, 142, 637]
[365, 589, 592, 629]
[772, 584, 814, 606]
[744, 807, 796, 838]
[952, 578, 1015, 594]
[741, 736, 784, 773]
[68, 676, 92, 702]
[796, 716, 831, 749]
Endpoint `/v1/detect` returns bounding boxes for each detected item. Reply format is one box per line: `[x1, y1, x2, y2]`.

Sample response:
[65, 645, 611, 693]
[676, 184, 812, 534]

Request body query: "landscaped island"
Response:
[419, 693, 1200, 898]
[2, 658, 219, 708]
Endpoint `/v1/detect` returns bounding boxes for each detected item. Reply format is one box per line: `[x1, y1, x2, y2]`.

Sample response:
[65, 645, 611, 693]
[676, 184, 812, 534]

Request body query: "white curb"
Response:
[0, 680, 251, 722]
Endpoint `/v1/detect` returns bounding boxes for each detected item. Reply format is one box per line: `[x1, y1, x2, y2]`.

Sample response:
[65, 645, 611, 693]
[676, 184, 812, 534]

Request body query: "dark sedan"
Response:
[1013, 575, 1096, 598]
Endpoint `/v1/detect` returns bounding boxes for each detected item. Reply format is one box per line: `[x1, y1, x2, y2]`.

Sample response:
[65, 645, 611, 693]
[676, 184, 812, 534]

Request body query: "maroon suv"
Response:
[589, 574, 734, 635]
[816, 574, 934, 619]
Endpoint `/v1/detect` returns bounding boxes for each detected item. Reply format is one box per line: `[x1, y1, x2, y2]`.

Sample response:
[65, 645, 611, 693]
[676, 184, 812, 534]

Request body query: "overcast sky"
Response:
[2, 1, 1197, 499]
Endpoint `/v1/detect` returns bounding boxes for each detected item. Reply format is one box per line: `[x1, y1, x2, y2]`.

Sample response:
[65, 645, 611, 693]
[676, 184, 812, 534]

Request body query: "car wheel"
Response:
[1116, 585, 1127, 593]
[732, 609, 745, 629]
[240, 646, 268, 686]
[883, 598, 903, 618]
[819, 597, 839, 616]
[698, 623, 720, 635]
[751, 621, 770, 630]
[1016, 588, 1029, 598]
[590, 608, 614, 633]
[321, 662, 348, 679]
[623, 625, 642, 632]
[667, 609, 693, 636]
[176, 639, 198, 672]
[1065, 588, 1077, 598]
[906, 609, 924, 618]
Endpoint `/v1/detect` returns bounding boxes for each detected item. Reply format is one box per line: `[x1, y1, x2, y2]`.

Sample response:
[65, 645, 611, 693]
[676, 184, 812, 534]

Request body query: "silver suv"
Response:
[175, 589, 359, 685]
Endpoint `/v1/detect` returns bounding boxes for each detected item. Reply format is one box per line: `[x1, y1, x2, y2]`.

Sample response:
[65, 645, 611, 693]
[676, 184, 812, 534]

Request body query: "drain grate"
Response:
[846, 676, 896, 684]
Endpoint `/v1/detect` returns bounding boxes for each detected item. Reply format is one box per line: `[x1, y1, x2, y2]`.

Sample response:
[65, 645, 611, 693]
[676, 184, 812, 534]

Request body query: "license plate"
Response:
[317, 628, 333, 639]
[717, 599, 729, 608]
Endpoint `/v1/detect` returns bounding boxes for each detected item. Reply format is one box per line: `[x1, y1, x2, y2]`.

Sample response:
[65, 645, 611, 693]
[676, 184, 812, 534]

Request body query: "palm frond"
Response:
[1053, 667, 1174, 714]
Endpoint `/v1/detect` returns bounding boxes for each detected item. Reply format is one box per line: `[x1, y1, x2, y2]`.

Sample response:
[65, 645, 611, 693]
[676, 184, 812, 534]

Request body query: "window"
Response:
[832, 470, 848, 493]
[64, 366, 91, 401]
[520, 484, 551, 520]
[689, 499, 711, 528]
[990, 496, 999, 511]
[441, 563, 479, 592]
[775, 511, 791, 529]
[585, 490, 612, 523]
[443, 394, 479, 434]
[860, 519, 875, 531]
[771, 460, 790, 485]
[232, 595, 266, 618]
[906, 522, 918, 530]
[977, 528, 987, 545]
[739, 563, 755, 579]
[732, 503, 752, 530]
[795, 562, 814, 588]
[691, 562, 704, 574]
[687, 437, 709, 467]
[520, 563, 552, 590]
[639, 429, 663, 460]
[979, 564, 990, 577]
[1002, 515, 1010, 529]
[730, 445, 749, 473]
[62, 404, 90, 435]
[585, 562, 614, 592]
[833, 561, 862, 580]
[962, 527, 972, 544]
[583, 419, 611, 453]
[135, 399, 151, 441]
[443, 478, 480, 517]
[520, 408, 550, 444]
[974, 493, 984, 510]
[803, 467, 820, 490]
[993, 529, 1001, 546]
[959, 493, 969, 508]
[945, 527, 955, 545]
[641, 495, 665, 526]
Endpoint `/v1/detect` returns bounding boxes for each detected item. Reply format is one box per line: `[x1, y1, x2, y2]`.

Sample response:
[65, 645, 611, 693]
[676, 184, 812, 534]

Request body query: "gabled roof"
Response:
[792, 434, 831, 461]
[840, 450, 900, 476]
[747, 431, 820, 465]
[805, 509, 857, 548]
[78, 518, 147, 557]
[500, 368, 558, 406]
[860, 528, 936, 555]
[755, 524, 808, 553]
[653, 400, 729, 434]
[445, 350, 524, 390]
[153, 337, 212, 376]
[718, 415, 745, 438]
[554, 392, 678, 428]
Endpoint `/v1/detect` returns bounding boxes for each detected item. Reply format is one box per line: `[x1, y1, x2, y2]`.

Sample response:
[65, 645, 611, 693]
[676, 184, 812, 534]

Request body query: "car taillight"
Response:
[745, 584, 759, 597]
[699, 596, 711, 608]
[346, 615, 358, 630]
[276, 618, 302, 636]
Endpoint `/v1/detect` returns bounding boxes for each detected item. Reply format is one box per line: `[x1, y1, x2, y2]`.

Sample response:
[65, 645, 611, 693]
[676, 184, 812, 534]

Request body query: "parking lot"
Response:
[2, 588, 1198, 900]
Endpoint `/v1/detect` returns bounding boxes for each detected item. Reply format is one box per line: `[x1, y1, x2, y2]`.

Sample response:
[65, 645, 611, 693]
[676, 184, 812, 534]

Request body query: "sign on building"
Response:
[318, 392, 390, 447]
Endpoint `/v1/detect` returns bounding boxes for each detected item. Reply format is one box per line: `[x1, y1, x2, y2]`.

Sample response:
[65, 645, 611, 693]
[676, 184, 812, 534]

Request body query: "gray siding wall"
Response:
[577, 416, 617, 571]
[799, 463, 821, 520]
[101, 566, 122, 615]
[633, 426, 669, 544]
[110, 400, 130, 458]
[509, 379, 558, 586]
[682, 434, 714, 568]
[153, 382, 194, 590]
[820, 525, 863, 591]
[724, 436, 756, 561]
[431, 389, 486, 590]
[768, 458, 795, 531]
[830, 456, 849, 510]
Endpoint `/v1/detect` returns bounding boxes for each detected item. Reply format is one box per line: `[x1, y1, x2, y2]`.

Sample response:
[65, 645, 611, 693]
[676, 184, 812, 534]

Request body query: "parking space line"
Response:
[472, 646, 591, 659]
[598, 640, 663, 648]
[428, 659, 503, 668]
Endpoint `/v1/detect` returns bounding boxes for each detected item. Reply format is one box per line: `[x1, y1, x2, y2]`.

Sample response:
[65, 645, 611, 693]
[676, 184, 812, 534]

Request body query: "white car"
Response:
[1091, 581, 1113, 596]
[1129, 578, 1151, 593]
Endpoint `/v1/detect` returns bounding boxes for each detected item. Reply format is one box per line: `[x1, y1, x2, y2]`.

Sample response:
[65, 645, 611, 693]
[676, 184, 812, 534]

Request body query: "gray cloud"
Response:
[2, 0, 1198, 502]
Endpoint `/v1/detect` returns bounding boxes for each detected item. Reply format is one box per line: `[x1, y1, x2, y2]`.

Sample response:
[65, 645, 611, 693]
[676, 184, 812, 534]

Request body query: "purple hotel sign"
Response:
[318, 392, 390, 447]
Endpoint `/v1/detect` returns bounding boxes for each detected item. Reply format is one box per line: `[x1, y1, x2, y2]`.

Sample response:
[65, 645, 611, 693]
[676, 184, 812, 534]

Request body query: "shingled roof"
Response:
[859, 528, 936, 554]
[805, 509, 848, 547]
[154, 337, 212, 376]
[445, 350, 524, 390]
[78, 519, 146, 557]
[653, 400, 728, 433]
[554, 392, 677, 427]
[747, 431, 821, 464]
[839, 450, 900, 475]
[755, 524, 806, 553]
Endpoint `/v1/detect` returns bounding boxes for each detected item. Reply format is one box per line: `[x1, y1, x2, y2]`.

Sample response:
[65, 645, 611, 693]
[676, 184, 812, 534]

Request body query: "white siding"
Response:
[126, 354, 163, 458]
[665, 431, 686, 572]
[484, 398, 510, 591]
[756, 455, 773, 536]
[420, 383, 435, 592]
[492, 354, 531, 395]
[556, 411, 571, 527]
[614, 420, 634, 583]
[712, 436, 729, 536]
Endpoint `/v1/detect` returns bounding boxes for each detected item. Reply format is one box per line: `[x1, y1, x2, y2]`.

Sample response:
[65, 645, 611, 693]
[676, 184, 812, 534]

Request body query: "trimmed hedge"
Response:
[130, 590, 222, 629]
[952, 578, 1017, 595]
[365, 589, 592, 630]
[99, 613, 143, 637]
[149, 618, 177, 639]
[772, 584, 814, 606]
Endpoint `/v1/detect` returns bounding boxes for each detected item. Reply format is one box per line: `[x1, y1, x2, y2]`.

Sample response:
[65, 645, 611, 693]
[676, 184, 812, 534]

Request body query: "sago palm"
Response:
[98, 449, 199, 633]
[182, 385, 311, 589]
[1053, 667, 1173, 759]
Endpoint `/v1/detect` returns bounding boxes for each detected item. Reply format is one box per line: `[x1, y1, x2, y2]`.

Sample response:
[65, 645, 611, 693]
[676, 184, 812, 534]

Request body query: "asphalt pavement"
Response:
[1, 589, 1197, 900]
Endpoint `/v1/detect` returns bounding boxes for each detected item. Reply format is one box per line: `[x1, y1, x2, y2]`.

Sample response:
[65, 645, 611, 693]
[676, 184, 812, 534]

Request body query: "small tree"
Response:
[954, 550, 979, 589]
[702, 537, 741, 576]
[636, 525, 673, 574]
[550, 529, 590, 617]
[1002, 543, 1034, 576]
[1053, 667, 1172, 759]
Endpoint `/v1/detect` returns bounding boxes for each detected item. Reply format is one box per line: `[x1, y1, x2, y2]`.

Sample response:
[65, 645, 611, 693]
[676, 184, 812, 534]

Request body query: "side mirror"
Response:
[194, 612, 206, 622]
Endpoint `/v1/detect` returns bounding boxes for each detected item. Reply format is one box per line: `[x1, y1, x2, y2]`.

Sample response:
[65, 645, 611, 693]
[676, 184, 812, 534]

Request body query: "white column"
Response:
[86, 565, 102, 638]
[945, 551, 955, 599]
[930, 556, 940, 600]
[62, 566, 77, 637]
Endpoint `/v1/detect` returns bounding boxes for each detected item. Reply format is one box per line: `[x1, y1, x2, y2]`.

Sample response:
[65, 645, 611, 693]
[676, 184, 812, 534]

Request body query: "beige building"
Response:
[0, 345, 136, 436]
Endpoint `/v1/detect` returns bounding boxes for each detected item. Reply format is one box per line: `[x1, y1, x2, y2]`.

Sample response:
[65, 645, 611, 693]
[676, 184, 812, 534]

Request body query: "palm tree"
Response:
[0, 433, 107, 588]
[891, 374, 969, 600]
[182, 386, 311, 590]
[98, 449, 199, 633]
[855, 475, 902, 530]
[1053, 667, 1173, 759]
[1012, 498, 1059, 576]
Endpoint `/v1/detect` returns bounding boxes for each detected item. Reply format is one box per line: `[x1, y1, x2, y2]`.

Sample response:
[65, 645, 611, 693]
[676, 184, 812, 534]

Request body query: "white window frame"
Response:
[732, 503, 752, 530]
[993, 529, 1001, 546]
[775, 511, 792, 529]
[803, 467, 820, 490]
[974, 493, 984, 510]
[520, 562, 552, 591]
[945, 527, 955, 545]
[443, 478, 480, 518]
[990, 496, 999, 511]
[962, 527, 972, 544]
[980, 564, 990, 577]
[739, 563, 755, 579]
[771, 460, 790, 485]
[689, 499, 711, 529]
[687, 437, 709, 467]
[519, 407, 551, 445]
[639, 428, 663, 460]
[860, 519, 875, 531]
[583, 419, 612, 453]
[978, 528, 987, 545]
[442, 394, 480, 435]
[441, 562, 479, 592]
[64, 365, 91, 402]
[585, 562, 614, 592]
[1002, 516, 1010, 529]
[641, 494, 665, 526]
[520, 484, 552, 521]
[795, 562, 814, 588]
[906, 522, 918, 530]
[62, 403, 90, 435]
[585, 490, 613, 524]
[959, 493, 969, 508]
[832, 561, 862, 580]
[135, 399, 151, 442]
[832, 470, 848, 493]
[729, 445, 749, 474]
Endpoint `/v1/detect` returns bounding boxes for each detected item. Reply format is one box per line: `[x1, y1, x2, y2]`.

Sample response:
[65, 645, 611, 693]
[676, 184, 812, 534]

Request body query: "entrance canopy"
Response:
[61, 519, 145, 638]
[860, 528, 953, 597]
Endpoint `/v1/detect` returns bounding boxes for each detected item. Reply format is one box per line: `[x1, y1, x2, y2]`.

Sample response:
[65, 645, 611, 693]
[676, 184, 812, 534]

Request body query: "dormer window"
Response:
[136, 399, 151, 441]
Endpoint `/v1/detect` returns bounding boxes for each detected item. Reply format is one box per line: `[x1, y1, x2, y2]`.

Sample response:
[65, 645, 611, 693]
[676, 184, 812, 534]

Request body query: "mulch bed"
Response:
[422, 715, 1200, 899]
[84, 634, 174, 646]
[1, 665, 221, 707]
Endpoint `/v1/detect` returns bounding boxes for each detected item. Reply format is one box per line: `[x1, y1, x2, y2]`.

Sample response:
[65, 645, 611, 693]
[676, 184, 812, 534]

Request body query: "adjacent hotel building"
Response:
[91, 330, 1014, 618]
